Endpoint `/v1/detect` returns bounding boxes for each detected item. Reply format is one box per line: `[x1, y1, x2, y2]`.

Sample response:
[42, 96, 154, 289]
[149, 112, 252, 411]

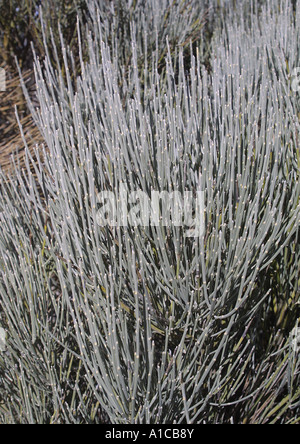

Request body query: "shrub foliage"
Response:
[0, 0, 299, 424]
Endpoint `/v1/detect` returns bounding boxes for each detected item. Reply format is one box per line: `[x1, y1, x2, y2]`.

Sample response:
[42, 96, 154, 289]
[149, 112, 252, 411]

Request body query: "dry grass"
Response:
[0, 64, 42, 174]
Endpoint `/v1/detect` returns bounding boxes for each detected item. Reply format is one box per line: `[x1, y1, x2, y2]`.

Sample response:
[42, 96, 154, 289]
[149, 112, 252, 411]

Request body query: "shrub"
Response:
[0, 0, 88, 174]
[0, 0, 299, 424]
